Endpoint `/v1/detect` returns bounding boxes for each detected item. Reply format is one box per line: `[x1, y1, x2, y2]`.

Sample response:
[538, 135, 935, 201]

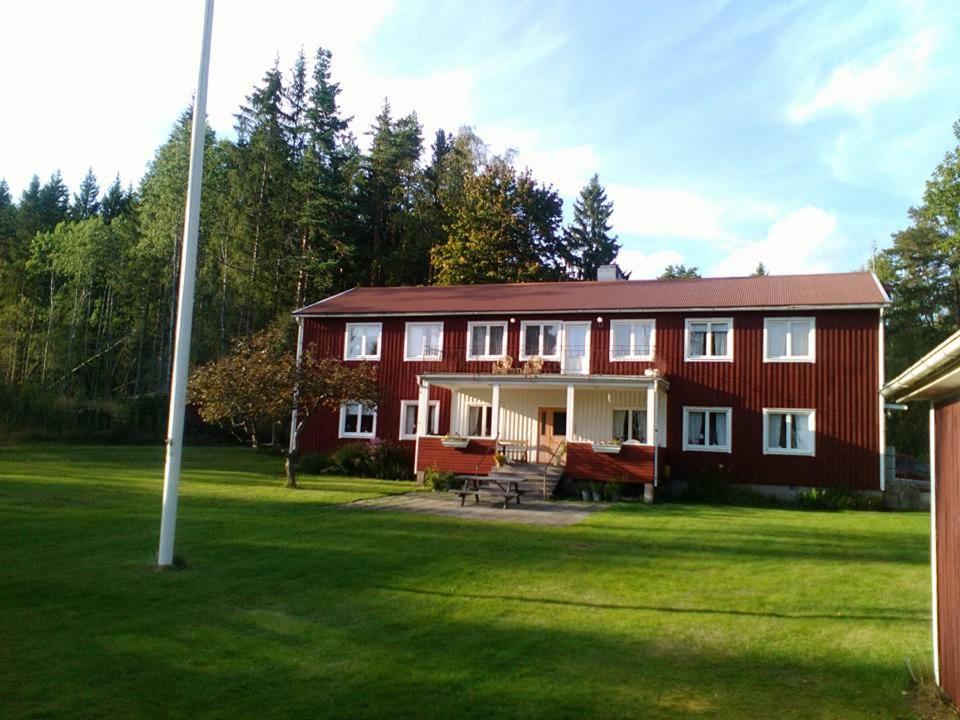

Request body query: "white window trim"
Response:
[612, 407, 648, 444]
[338, 402, 378, 439]
[399, 400, 440, 440]
[609, 319, 656, 361]
[684, 318, 734, 362]
[343, 322, 382, 361]
[681, 406, 732, 453]
[465, 403, 494, 438]
[763, 317, 816, 363]
[466, 321, 509, 361]
[762, 408, 816, 456]
[403, 321, 444, 361]
[519, 321, 562, 360]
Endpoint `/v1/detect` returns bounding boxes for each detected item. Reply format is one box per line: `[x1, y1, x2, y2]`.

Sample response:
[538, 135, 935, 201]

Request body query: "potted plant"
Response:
[590, 481, 605, 502]
[441, 434, 470, 449]
[605, 481, 625, 503]
[592, 439, 623, 454]
[576, 481, 591, 502]
[493, 452, 507, 467]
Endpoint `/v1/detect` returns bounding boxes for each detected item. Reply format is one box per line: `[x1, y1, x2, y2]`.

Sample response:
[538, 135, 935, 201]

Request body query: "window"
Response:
[339, 402, 377, 438]
[610, 320, 655, 360]
[467, 321, 507, 360]
[763, 409, 815, 456]
[466, 404, 493, 437]
[685, 319, 733, 361]
[764, 318, 815, 362]
[682, 407, 731, 452]
[404, 322, 443, 361]
[612, 409, 647, 443]
[344, 323, 381, 360]
[399, 400, 439, 440]
[520, 321, 561, 359]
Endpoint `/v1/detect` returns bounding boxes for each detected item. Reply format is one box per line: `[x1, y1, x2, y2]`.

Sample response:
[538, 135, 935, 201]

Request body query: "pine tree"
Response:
[38, 171, 70, 229]
[659, 264, 700, 279]
[100, 174, 131, 222]
[563, 174, 619, 280]
[71, 168, 100, 220]
[751, 262, 768, 276]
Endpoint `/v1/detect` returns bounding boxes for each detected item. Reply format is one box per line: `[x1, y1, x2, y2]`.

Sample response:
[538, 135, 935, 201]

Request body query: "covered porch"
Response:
[413, 373, 669, 486]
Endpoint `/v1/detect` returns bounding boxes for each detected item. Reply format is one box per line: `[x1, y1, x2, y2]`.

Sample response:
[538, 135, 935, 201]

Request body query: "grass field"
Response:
[0, 444, 933, 719]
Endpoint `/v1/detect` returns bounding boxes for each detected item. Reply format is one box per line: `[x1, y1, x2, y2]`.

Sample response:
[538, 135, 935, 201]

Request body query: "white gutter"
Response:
[881, 329, 960, 402]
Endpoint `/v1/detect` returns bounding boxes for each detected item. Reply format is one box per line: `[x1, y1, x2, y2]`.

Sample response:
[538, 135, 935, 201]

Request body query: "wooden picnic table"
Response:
[451, 475, 527, 509]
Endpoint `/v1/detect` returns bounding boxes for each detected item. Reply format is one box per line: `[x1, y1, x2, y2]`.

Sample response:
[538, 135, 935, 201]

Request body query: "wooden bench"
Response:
[450, 476, 527, 508]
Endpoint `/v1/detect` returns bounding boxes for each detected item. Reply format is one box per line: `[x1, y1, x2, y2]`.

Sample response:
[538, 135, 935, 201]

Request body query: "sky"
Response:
[2, 0, 959, 278]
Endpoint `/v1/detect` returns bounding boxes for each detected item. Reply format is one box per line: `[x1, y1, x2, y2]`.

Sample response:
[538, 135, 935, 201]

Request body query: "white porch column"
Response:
[646, 384, 657, 446]
[416, 381, 430, 436]
[566, 384, 576, 442]
[491, 383, 501, 439]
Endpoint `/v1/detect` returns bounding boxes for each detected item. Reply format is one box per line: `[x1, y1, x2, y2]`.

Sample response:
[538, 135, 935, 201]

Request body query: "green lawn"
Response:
[0, 444, 932, 719]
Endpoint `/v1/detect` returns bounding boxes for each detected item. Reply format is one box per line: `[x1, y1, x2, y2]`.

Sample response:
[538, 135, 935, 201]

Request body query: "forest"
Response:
[1, 47, 958, 457]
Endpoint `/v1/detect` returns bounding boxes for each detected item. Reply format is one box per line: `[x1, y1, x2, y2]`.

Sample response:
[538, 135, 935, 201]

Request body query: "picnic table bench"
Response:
[450, 475, 528, 509]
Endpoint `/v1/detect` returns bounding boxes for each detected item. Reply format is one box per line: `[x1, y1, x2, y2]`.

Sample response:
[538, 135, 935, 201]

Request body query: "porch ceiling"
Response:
[418, 372, 669, 392]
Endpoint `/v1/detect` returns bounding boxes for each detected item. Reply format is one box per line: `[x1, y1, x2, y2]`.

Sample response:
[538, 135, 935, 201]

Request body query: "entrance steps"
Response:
[486, 462, 565, 499]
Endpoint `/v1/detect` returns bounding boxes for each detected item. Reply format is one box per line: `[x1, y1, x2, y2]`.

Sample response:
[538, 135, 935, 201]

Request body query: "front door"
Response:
[562, 322, 590, 374]
[538, 407, 568, 462]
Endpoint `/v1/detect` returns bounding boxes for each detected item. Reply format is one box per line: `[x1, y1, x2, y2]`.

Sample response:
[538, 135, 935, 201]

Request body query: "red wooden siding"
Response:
[415, 437, 496, 475]
[935, 397, 960, 702]
[298, 308, 880, 489]
[566, 443, 655, 483]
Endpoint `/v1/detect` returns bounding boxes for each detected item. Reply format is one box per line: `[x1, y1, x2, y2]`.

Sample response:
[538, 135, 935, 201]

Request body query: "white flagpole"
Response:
[158, 0, 215, 567]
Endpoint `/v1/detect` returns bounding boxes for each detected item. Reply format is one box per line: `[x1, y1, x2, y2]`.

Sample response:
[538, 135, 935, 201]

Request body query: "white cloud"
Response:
[615, 248, 685, 279]
[709, 206, 843, 276]
[789, 28, 938, 122]
[606, 185, 728, 241]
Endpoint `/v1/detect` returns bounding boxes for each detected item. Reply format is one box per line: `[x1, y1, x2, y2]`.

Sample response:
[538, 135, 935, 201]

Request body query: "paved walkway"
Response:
[348, 491, 608, 526]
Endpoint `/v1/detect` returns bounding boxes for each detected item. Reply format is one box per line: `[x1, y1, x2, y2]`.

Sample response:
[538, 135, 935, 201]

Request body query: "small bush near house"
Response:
[423, 466, 456, 491]
[604, 481, 625, 502]
[678, 465, 775, 507]
[328, 441, 414, 480]
[297, 452, 335, 475]
[794, 486, 883, 512]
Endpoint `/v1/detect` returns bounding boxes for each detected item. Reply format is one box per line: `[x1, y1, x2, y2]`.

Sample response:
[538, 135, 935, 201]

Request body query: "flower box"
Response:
[591, 443, 622, 454]
[441, 437, 470, 449]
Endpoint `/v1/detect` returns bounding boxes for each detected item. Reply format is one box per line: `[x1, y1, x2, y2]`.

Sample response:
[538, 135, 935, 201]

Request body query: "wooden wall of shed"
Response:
[935, 396, 960, 702]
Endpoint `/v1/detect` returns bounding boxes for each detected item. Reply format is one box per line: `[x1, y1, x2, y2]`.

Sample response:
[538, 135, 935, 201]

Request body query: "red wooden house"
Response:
[292, 266, 889, 495]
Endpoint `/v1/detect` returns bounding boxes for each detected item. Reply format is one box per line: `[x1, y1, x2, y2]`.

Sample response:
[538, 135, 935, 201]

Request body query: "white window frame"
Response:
[466, 321, 508, 361]
[399, 400, 440, 440]
[465, 403, 494, 438]
[762, 408, 816, 456]
[684, 318, 734, 362]
[338, 402, 378, 439]
[612, 407, 648, 444]
[763, 317, 816, 363]
[609, 319, 656, 361]
[403, 321, 444, 361]
[519, 321, 562, 360]
[681, 406, 732, 453]
[343, 322, 382, 361]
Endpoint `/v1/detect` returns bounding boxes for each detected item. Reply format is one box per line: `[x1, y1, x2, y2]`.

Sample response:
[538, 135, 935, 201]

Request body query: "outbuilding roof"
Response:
[882, 329, 960, 403]
[294, 271, 889, 317]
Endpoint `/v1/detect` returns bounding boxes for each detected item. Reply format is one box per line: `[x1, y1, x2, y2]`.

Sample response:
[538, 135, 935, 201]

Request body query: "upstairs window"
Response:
[685, 318, 733, 361]
[467, 404, 493, 438]
[610, 320, 655, 361]
[399, 400, 440, 440]
[520, 321, 561, 359]
[339, 402, 377, 438]
[764, 318, 815, 362]
[404, 322, 443, 361]
[345, 323, 382, 360]
[612, 408, 647, 443]
[467, 322, 507, 360]
[763, 409, 815, 455]
[682, 407, 731, 452]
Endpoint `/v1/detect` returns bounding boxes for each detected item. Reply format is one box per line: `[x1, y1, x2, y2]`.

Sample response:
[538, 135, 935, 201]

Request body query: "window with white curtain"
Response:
[685, 318, 733, 361]
[682, 407, 731, 452]
[520, 322, 561, 359]
[763, 409, 815, 455]
[467, 322, 507, 360]
[612, 408, 647, 443]
[764, 318, 815, 362]
[466, 404, 493, 437]
[339, 402, 377, 438]
[404, 322, 443, 360]
[399, 400, 439, 439]
[610, 320, 655, 360]
[344, 323, 381, 360]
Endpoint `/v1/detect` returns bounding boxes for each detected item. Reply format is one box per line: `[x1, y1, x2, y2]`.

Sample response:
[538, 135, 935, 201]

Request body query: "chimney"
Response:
[596, 263, 626, 281]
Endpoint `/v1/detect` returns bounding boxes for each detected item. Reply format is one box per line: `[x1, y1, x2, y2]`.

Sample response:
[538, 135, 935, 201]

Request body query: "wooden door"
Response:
[538, 407, 568, 462]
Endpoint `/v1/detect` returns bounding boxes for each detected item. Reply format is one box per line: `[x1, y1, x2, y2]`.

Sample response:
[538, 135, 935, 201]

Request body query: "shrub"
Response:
[329, 440, 413, 480]
[794, 486, 882, 511]
[604, 481, 625, 502]
[298, 452, 334, 475]
[423, 465, 456, 491]
[332, 443, 374, 477]
[679, 465, 774, 507]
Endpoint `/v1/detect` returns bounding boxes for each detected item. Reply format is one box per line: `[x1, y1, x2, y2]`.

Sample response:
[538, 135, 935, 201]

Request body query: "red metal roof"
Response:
[295, 271, 889, 316]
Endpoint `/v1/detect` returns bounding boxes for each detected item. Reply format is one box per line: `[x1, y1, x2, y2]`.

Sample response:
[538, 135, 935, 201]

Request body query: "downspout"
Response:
[879, 308, 886, 492]
[288, 317, 305, 455]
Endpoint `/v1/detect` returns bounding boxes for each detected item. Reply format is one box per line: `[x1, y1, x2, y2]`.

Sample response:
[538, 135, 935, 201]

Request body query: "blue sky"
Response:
[3, 0, 959, 277]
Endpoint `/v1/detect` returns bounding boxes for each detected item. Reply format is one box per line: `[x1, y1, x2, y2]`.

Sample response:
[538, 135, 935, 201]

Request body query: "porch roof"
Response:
[418, 372, 669, 391]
